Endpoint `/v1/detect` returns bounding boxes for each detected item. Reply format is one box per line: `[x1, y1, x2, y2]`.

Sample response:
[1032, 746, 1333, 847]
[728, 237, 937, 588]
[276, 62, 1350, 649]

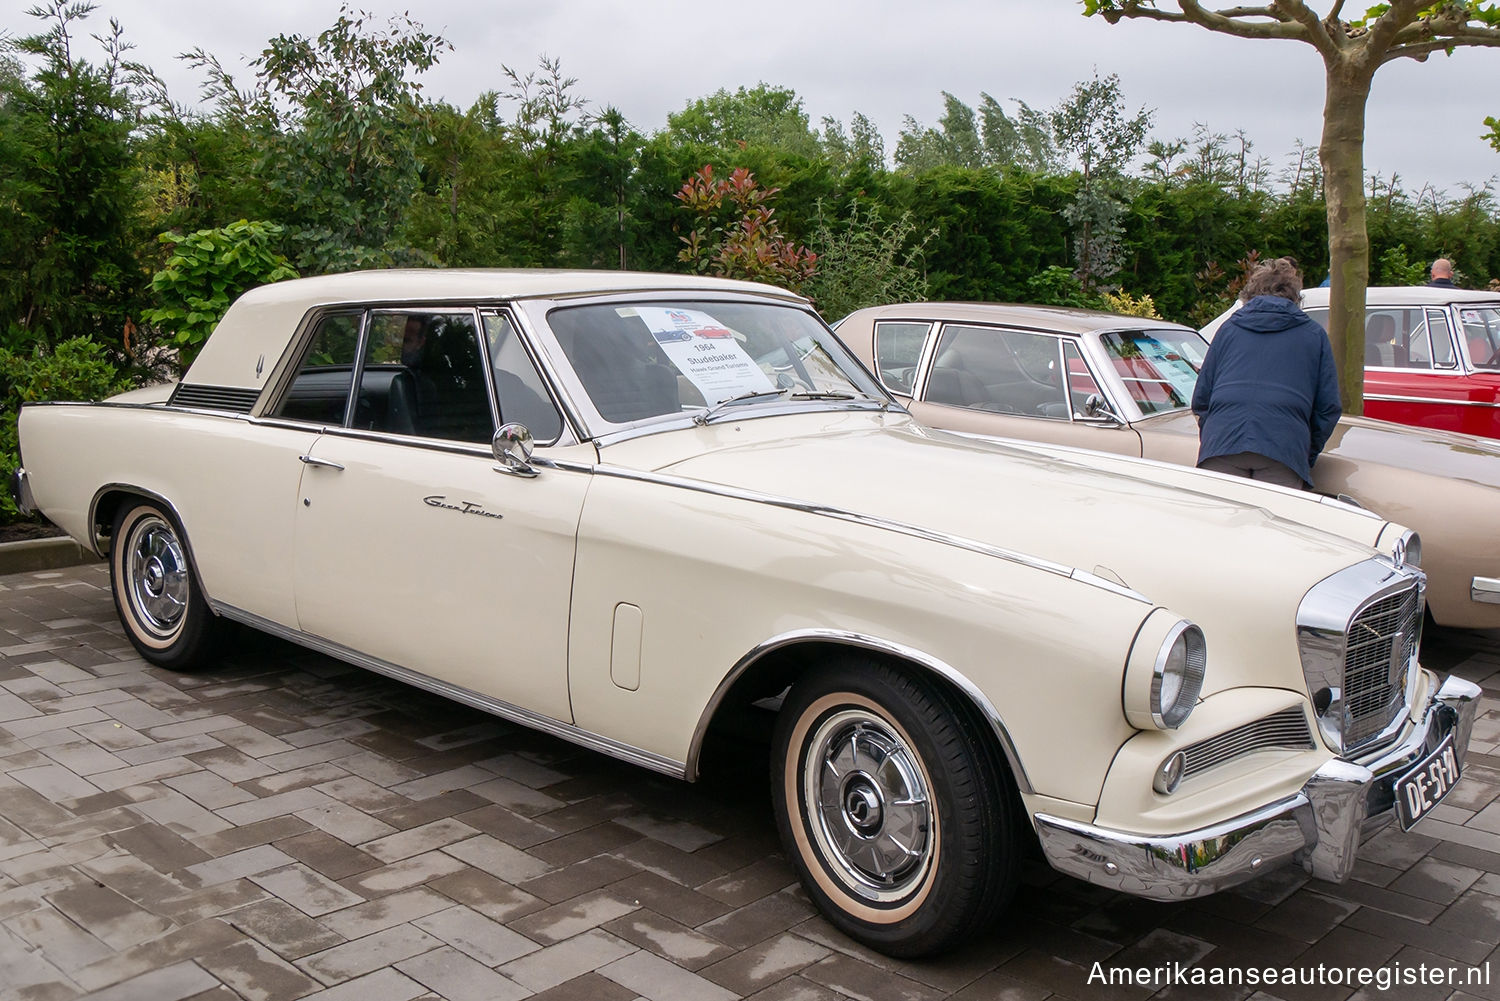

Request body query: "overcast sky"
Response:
[6, 0, 1498, 195]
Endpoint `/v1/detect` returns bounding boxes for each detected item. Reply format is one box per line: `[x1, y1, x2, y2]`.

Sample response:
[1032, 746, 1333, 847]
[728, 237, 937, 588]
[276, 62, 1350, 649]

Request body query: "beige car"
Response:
[12, 271, 1478, 957]
[837, 301, 1500, 630]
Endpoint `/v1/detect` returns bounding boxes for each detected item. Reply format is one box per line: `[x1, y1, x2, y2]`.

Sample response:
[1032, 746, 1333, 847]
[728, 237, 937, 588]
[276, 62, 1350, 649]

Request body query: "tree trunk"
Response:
[1319, 63, 1372, 415]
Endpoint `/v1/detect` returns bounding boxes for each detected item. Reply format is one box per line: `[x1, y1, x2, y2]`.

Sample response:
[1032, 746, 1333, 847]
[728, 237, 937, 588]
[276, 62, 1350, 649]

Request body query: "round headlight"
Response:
[1124, 611, 1207, 731]
[1155, 622, 1206, 729]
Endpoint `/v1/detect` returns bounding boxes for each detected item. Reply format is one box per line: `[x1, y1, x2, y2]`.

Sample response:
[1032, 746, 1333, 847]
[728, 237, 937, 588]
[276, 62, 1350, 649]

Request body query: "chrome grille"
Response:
[1342, 585, 1420, 748]
[1182, 708, 1315, 779]
[170, 384, 261, 414]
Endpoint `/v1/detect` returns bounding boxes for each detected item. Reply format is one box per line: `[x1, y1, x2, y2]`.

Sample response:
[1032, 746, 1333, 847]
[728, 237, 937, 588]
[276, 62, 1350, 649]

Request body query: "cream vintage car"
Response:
[837, 301, 1500, 631]
[11, 271, 1479, 957]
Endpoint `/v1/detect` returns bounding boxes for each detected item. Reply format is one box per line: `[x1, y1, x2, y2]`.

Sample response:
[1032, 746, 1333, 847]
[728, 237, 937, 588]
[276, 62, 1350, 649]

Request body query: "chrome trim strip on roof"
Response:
[685, 628, 1035, 792]
[587, 462, 1151, 604]
[1364, 393, 1500, 409]
[210, 602, 688, 779]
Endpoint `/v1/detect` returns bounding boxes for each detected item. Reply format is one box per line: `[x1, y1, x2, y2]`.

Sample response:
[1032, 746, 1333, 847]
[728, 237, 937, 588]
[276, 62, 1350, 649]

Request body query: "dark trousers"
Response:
[1199, 452, 1306, 489]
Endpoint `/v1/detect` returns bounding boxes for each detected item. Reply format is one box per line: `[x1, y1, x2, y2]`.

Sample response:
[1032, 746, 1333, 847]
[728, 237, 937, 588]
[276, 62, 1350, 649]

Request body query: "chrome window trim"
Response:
[685, 628, 1034, 791]
[871, 319, 936, 398]
[1363, 393, 1500, 409]
[587, 461, 1150, 604]
[513, 293, 884, 441]
[210, 602, 686, 779]
[479, 307, 575, 448]
[1295, 558, 1425, 755]
[1425, 307, 1461, 370]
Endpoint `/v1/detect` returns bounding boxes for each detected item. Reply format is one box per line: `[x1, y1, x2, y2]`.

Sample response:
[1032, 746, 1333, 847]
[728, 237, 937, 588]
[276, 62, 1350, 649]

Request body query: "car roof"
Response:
[183, 269, 808, 393]
[1298, 286, 1500, 308]
[842, 302, 1193, 336]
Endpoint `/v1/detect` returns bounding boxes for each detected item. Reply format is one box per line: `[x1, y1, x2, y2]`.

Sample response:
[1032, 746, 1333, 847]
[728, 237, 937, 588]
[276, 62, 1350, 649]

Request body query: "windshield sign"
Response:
[1099, 329, 1208, 414]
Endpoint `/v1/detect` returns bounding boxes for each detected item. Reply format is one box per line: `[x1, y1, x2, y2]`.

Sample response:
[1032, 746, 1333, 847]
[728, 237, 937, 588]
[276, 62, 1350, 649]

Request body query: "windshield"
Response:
[547, 299, 884, 425]
[1460, 307, 1500, 370]
[1097, 328, 1209, 415]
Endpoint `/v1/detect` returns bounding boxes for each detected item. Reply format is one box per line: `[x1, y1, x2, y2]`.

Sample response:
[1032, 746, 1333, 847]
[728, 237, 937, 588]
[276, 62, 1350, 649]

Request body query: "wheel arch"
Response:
[89, 485, 215, 606]
[686, 629, 1034, 795]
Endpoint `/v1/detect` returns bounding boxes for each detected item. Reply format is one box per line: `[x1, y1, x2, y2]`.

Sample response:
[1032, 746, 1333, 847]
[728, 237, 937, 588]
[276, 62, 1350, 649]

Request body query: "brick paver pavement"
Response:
[1, 563, 1498, 1000]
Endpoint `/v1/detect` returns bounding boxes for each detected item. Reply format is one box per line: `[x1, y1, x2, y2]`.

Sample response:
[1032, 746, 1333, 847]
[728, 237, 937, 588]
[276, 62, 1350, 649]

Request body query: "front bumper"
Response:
[9, 467, 36, 516]
[1034, 671, 1481, 900]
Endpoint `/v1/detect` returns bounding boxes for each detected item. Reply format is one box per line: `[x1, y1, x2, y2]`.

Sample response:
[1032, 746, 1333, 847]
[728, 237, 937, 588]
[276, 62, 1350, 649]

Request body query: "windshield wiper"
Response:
[789, 389, 892, 411]
[694, 388, 788, 426]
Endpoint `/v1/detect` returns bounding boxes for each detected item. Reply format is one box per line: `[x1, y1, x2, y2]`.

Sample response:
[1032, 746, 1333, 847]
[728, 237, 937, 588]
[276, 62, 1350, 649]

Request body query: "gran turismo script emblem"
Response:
[423, 495, 503, 521]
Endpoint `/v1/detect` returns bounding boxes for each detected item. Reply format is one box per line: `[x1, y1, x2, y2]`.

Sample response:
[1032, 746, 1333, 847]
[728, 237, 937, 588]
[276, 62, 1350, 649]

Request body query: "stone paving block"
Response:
[192, 815, 314, 856]
[1388, 856, 1486, 904]
[89, 756, 201, 793]
[319, 886, 452, 939]
[126, 789, 233, 840]
[294, 801, 400, 846]
[396, 945, 532, 1001]
[469, 775, 569, 815]
[510, 885, 641, 945]
[223, 897, 346, 960]
[520, 852, 640, 903]
[411, 903, 541, 967]
[441, 833, 552, 882]
[3, 904, 116, 971]
[184, 844, 297, 887]
[297, 922, 442, 984]
[0, 706, 105, 739]
[453, 803, 559, 850]
[605, 908, 737, 971]
[77, 961, 222, 1001]
[293, 967, 429, 1001]
[338, 849, 469, 897]
[11, 762, 104, 801]
[698, 931, 830, 996]
[615, 813, 725, 853]
[161, 770, 257, 811]
[250, 863, 365, 916]
[376, 789, 491, 831]
[69, 918, 245, 993]
[239, 762, 351, 797]
[699, 858, 798, 908]
[611, 870, 734, 927]
[427, 868, 547, 924]
[196, 937, 323, 1001]
[389, 765, 497, 802]
[275, 830, 382, 882]
[498, 927, 639, 993]
[73, 719, 159, 751]
[360, 817, 479, 863]
[40, 738, 130, 776]
[314, 774, 413, 814]
[283, 719, 379, 748]
[329, 749, 425, 787]
[1254, 890, 1360, 943]
[215, 787, 337, 827]
[46, 880, 175, 950]
[151, 878, 268, 925]
[612, 837, 730, 888]
[600, 949, 739, 1001]
[116, 734, 226, 766]
[188, 745, 277, 783]
[258, 739, 361, 775]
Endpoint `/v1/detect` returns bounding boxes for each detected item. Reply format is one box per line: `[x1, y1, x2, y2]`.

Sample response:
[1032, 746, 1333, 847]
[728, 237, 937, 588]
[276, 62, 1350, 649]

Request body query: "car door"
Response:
[289, 307, 592, 722]
[906, 322, 1145, 456]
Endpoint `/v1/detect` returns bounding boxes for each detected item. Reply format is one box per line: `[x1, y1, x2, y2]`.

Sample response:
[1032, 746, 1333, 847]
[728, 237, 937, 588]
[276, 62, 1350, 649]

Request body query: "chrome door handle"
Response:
[299, 455, 345, 470]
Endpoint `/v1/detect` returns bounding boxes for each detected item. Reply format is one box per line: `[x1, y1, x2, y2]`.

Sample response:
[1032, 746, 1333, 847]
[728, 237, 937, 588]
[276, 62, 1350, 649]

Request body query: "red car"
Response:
[1205, 287, 1500, 440]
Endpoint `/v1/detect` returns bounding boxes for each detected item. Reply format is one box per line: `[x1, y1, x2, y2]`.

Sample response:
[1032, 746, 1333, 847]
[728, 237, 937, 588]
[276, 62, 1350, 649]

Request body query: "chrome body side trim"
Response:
[1364, 393, 1500, 410]
[1473, 576, 1500, 604]
[589, 463, 1151, 605]
[685, 628, 1035, 793]
[1035, 672, 1480, 899]
[211, 602, 688, 779]
[10, 467, 36, 516]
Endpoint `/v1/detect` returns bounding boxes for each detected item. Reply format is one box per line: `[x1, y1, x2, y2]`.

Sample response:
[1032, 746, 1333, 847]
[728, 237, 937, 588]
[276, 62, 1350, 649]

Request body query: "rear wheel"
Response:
[110, 500, 219, 671]
[771, 656, 1017, 957]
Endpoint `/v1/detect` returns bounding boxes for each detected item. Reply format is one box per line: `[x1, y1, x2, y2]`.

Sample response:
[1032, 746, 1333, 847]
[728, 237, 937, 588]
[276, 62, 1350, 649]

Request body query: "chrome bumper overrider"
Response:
[1034, 672, 1481, 900]
[9, 467, 36, 516]
[1473, 576, 1500, 604]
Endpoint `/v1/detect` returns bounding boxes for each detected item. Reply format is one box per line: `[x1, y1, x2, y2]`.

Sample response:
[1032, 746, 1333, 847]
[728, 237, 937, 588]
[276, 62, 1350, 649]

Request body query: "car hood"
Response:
[1142, 407, 1500, 487]
[620, 414, 1389, 696]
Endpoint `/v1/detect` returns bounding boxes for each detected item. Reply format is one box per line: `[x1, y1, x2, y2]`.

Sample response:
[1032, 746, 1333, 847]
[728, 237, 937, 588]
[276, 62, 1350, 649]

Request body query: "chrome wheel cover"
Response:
[124, 516, 189, 637]
[803, 708, 934, 903]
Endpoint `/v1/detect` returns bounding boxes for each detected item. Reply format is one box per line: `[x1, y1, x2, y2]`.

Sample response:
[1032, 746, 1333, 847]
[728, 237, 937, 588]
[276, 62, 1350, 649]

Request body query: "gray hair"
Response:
[1240, 257, 1304, 304]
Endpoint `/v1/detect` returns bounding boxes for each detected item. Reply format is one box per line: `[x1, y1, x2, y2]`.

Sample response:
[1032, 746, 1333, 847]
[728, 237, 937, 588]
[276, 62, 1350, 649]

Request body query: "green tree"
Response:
[665, 83, 821, 157]
[806, 202, 933, 319]
[1085, 0, 1500, 414]
[0, 1, 149, 351]
[1049, 71, 1153, 293]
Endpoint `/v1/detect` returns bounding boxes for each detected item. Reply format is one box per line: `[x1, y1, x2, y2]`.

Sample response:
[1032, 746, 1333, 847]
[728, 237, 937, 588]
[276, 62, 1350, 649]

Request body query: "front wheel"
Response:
[771, 657, 1018, 957]
[110, 500, 220, 671]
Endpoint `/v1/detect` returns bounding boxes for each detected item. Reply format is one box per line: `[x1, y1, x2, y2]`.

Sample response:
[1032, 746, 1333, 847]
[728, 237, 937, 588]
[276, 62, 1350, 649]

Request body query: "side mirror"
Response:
[1080, 393, 1124, 425]
[492, 423, 538, 477]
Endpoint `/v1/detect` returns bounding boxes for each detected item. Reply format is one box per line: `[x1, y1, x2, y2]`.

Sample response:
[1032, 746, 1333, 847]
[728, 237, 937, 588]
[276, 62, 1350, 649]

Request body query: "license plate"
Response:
[1394, 734, 1461, 830]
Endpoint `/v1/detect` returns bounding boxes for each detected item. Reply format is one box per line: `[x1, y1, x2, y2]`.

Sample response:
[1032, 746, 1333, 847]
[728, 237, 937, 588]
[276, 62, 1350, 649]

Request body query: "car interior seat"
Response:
[1365, 314, 1395, 368]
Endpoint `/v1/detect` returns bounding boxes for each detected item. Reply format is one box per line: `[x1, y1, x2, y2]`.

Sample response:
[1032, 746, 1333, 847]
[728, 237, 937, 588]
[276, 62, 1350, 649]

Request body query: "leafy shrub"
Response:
[675, 164, 818, 293]
[1100, 290, 1162, 318]
[806, 201, 933, 321]
[144, 220, 298, 369]
[1, 337, 133, 523]
[1025, 265, 1104, 309]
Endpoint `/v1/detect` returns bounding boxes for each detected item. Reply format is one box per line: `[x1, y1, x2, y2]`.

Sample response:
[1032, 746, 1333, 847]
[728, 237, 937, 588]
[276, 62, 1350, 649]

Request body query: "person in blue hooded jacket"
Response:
[1192, 257, 1341, 489]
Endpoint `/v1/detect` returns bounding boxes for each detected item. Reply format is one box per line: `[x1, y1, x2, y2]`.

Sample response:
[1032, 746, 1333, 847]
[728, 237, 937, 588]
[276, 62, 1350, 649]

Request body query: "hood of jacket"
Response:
[1232, 295, 1310, 334]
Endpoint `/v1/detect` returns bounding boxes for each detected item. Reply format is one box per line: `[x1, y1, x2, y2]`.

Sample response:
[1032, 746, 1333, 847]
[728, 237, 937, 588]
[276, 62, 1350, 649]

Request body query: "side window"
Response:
[1427, 309, 1457, 369]
[273, 312, 362, 425]
[1062, 342, 1104, 417]
[927, 325, 1068, 419]
[873, 321, 931, 395]
[483, 313, 564, 444]
[1391, 307, 1431, 369]
[358, 311, 493, 443]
